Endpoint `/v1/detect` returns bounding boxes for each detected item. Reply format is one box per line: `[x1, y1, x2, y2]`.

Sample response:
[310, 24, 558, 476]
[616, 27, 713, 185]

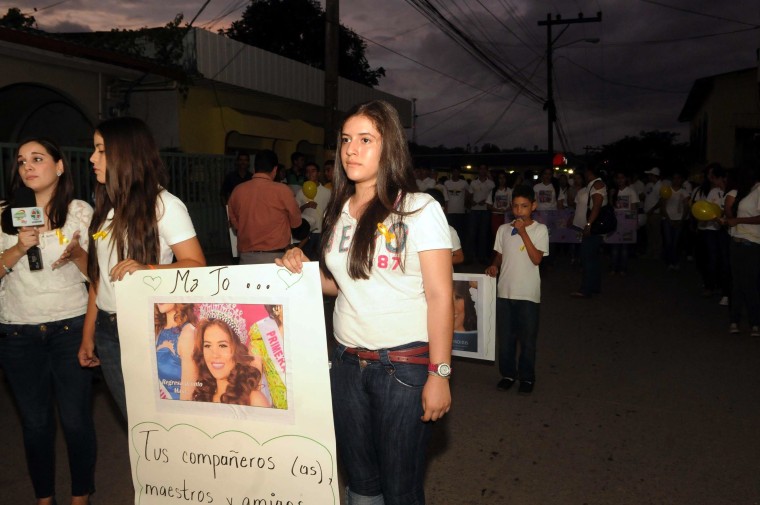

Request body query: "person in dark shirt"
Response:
[221, 152, 253, 204]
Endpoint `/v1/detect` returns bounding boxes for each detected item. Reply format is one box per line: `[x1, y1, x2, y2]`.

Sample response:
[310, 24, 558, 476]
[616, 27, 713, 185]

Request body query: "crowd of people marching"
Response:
[1, 98, 758, 505]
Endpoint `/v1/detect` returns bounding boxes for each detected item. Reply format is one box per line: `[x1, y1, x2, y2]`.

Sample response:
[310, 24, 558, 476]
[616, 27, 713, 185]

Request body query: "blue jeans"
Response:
[95, 309, 128, 421]
[0, 314, 96, 498]
[496, 298, 539, 383]
[331, 343, 432, 505]
[580, 234, 603, 296]
[661, 219, 683, 266]
[729, 240, 760, 327]
[609, 244, 629, 273]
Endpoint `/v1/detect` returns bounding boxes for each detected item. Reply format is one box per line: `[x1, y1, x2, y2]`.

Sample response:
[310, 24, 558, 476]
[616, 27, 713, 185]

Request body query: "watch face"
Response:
[437, 363, 451, 377]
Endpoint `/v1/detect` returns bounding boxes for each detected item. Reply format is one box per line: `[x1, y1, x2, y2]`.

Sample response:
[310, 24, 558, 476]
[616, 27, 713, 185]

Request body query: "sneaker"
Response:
[496, 378, 515, 391]
[719, 296, 729, 306]
[729, 323, 740, 334]
[518, 381, 534, 394]
[751, 326, 760, 338]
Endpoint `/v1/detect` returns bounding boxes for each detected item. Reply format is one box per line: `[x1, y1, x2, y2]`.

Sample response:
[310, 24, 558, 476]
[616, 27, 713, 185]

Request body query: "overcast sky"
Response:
[7, 0, 760, 152]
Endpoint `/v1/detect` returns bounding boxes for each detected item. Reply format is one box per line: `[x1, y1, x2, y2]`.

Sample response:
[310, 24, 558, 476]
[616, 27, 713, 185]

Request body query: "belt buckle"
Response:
[359, 359, 368, 369]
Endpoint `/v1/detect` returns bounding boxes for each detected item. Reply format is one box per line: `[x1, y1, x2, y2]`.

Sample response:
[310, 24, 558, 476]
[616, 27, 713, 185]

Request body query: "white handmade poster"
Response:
[452, 273, 496, 361]
[116, 263, 337, 505]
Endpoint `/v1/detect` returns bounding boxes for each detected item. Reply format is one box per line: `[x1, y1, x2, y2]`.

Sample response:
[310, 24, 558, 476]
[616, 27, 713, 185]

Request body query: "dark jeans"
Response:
[496, 298, 539, 383]
[729, 240, 760, 327]
[466, 209, 491, 262]
[95, 309, 128, 421]
[331, 343, 432, 505]
[662, 219, 683, 266]
[0, 314, 96, 498]
[580, 234, 603, 296]
[697, 229, 730, 294]
[609, 243, 629, 273]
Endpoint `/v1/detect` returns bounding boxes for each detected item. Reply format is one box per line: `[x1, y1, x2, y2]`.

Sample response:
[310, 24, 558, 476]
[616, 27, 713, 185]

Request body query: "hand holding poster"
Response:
[116, 263, 338, 505]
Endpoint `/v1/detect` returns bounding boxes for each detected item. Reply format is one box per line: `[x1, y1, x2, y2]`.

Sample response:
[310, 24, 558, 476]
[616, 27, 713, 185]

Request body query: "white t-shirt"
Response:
[664, 186, 690, 221]
[614, 186, 640, 213]
[493, 221, 549, 303]
[450, 226, 461, 253]
[418, 177, 436, 191]
[644, 180, 663, 213]
[296, 184, 331, 233]
[692, 186, 724, 231]
[325, 192, 452, 349]
[733, 183, 760, 243]
[470, 178, 495, 211]
[573, 188, 590, 229]
[0, 200, 92, 324]
[533, 182, 557, 211]
[631, 179, 646, 201]
[487, 188, 512, 214]
[445, 179, 469, 214]
[95, 190, 197, 313]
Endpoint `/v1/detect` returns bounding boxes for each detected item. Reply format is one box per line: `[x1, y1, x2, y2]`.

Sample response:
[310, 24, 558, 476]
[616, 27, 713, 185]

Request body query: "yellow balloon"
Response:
[659, 185, 673, 199]
[691, 200, 721, 221]
[302, 181, 318, 200]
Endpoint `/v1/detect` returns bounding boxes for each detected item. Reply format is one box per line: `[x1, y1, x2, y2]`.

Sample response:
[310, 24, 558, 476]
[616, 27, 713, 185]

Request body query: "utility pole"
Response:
[538, 12, 602, 166]
[324, 0, 339, 151]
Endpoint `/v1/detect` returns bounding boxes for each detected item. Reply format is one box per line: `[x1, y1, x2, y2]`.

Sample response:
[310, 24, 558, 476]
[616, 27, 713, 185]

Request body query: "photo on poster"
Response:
[151, 301, 290, 420]
[452, 273, 496, 361]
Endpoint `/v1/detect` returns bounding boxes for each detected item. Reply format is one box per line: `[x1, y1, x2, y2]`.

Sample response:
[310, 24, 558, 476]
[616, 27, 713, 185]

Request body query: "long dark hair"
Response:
[319, 100, 417, 280]
[87, 117, 168, 285]
[154, 303, 197, 338]
[1, 138, 74, 235]
[192, 319, 262, 406]
[454, 281, 477, 332]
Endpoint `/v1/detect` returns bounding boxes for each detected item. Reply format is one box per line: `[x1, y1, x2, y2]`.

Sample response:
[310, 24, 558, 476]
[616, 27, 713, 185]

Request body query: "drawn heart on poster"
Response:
[277, 268, 303, 289]
[142, 276, 162, 291]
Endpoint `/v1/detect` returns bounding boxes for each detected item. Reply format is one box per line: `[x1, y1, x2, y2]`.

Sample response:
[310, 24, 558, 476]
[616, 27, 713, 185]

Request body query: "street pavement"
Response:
[1, 253, 759, 504]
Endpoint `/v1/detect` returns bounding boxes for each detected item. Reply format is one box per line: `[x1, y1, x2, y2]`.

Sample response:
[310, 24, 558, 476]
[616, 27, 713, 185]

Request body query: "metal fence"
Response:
[0, 143, 234, 256]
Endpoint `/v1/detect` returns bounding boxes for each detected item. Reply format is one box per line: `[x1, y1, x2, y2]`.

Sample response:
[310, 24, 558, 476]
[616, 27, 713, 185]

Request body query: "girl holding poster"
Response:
[78, 117, 206, 420]
[0, 138, 96, 505]
[278, 100, 453, 505]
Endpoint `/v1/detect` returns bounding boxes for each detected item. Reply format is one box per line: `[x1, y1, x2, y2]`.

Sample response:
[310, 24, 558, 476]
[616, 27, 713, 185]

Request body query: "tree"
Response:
[590, 130, 694, 175]
[224, 0, 384, 87]
[0, 7, 36, 29]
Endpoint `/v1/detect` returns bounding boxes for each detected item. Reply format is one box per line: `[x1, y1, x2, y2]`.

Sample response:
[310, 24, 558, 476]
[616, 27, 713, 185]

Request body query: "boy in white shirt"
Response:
[486, 185, 549, 394]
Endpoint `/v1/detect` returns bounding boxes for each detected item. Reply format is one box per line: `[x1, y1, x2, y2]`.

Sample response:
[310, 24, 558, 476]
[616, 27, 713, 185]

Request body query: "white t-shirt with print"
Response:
[470, 178, 495, 210]
[644, 180, 663, 213]
[325, 192, 452, 349]
[533, 182, 557, 211]
[95, 190, 197, 313]
[733, 183, 760, 243]
[614, 186, 640, 213]
[445, 179, 469, 214]
[0, 200, 92, 324]
[296, 184, 331, 233]
[487, 188, 512, 213]
[493, 221, 549, 303]
[664, 187, 690, 221]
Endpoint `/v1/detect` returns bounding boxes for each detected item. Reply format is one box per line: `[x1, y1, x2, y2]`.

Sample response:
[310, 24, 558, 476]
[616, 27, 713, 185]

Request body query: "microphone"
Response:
[12, 185, 44, 271]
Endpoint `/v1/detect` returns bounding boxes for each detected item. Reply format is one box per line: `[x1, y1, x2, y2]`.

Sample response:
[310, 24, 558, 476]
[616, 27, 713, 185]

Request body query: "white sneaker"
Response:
[719, 296, 729, 306]
[751, 326, 760, 338]
[729, 323, 740, 334]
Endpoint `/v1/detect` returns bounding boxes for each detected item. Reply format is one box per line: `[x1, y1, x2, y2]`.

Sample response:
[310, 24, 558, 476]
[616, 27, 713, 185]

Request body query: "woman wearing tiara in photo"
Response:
[192, 304, 270, 407]
[154, 303, 197, 400]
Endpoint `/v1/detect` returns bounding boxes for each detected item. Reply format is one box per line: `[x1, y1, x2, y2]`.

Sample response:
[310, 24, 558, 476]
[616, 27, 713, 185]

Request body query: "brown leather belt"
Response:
[343, 345, 430, 365]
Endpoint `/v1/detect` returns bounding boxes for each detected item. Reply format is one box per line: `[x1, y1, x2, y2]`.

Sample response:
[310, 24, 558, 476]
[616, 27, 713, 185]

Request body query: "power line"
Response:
[638, 0, 760, 28]
[557, 55, 686, 94]
[417, 84, 501, 117]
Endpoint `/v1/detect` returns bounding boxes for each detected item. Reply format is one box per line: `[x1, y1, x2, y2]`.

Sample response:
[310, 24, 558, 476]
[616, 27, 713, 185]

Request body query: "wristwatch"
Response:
[428, 362, 452, 378]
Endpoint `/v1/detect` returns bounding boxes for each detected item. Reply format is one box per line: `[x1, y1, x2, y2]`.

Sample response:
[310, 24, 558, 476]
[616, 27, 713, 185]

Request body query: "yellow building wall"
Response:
[178, 86, 326, 165]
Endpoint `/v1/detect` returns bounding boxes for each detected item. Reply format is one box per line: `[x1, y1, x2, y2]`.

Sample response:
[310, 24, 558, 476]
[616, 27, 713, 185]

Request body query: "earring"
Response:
[56, 171, 62, 177]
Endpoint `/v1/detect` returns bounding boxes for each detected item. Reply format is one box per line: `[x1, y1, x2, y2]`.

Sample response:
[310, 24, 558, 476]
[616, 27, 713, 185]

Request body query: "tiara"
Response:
[198, 303, 247, 344]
